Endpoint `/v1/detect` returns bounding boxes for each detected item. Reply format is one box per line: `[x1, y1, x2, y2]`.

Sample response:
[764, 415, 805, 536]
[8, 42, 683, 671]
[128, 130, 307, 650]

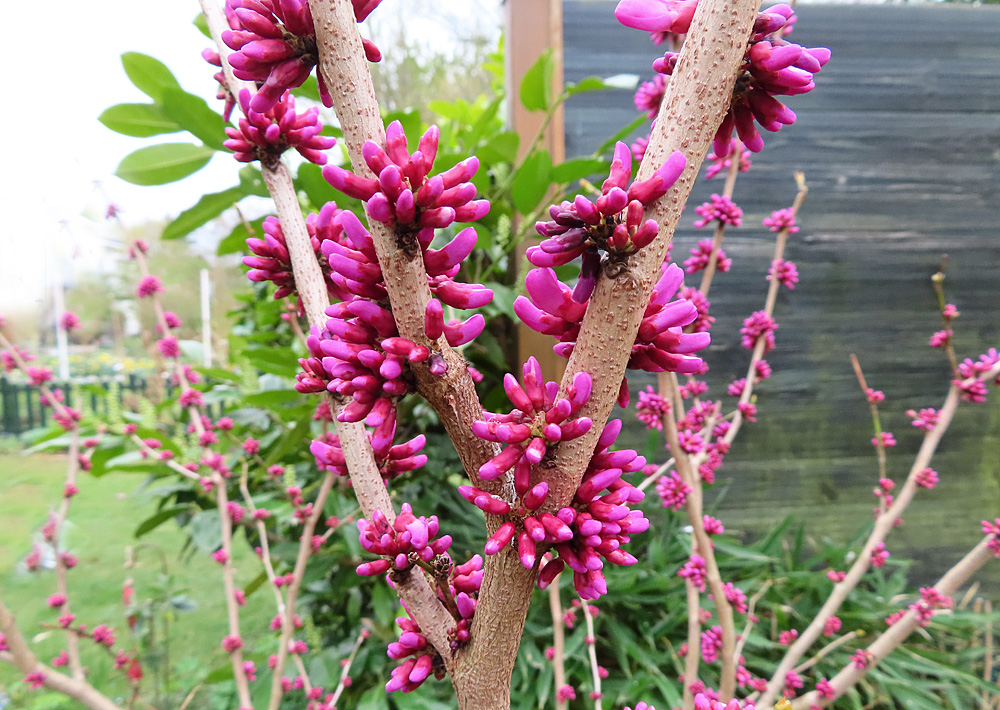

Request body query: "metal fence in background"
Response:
[0, 375, 223, 435]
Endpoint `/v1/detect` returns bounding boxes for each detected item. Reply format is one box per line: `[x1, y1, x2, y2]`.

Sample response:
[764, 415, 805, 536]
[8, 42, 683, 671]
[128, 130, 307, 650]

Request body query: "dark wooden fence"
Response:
[563, 2, 1000, 588]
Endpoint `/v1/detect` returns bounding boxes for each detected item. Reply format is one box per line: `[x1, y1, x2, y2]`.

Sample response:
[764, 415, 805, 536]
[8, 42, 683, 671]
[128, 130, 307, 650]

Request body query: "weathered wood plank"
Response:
[564, 2, 1000, 588]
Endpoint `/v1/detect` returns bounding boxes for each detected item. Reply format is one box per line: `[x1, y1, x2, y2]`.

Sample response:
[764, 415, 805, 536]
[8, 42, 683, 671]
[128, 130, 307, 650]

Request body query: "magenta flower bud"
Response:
[538, 557, 565, 589]
[518, 532, 537, 569]
[323, 165, 379, 200]
[523, 516, 547, 542]
[356, 559, 391, 576]
[424, 299, 445, 340]
[485, 522, 517, 555]
[444, 314, 485, 347]
[479, 443, 521, 479]
[522, 481, 549, 510]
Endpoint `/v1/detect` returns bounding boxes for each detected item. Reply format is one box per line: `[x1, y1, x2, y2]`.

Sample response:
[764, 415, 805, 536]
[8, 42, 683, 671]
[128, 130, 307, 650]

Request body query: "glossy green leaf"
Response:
[98, 103, 182, 137]
[511, 148, 552, 214]
[115, 143, 214, 186]
[519, 49, 554, 112]
[477, 131, 520, 165]
[160, 88, 228, 150]
[121, 52, 183, 103]
[162, 186, 242, 240]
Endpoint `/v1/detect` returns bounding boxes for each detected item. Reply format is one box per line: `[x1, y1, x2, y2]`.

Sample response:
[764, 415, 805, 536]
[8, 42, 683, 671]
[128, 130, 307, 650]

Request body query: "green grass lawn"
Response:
[0, 450, 272, 708]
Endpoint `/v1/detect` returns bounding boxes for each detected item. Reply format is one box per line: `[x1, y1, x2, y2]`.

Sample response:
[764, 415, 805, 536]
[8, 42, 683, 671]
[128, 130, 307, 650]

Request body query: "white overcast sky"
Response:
[0, 0, 499, 320]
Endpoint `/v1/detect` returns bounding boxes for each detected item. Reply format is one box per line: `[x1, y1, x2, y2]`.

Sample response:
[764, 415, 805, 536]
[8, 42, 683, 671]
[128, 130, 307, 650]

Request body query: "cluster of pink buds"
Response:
[224, 89, 335, 167]
[694, 693, 756, 710]
[767, 258, 799, 289]
[983, 518, 1000, 557]
[310, 427, 427, 482]
[59, 311, 81, 331]
[740, 310, 777, 353]
[325, 122, 489, 232]
[693, 194, 743, 229]
[291, 203, 491, 416]
[473, 357, 593, 492]
[618, 2, 830, 155]
[516, 263, 710, 379]
[684, 239, 732, 275]
[908, 587, 953, 627]
[527, 142, 686, 302]
[355, 504, 452, 577]
[541, 419, 649, 599]
[1, 344, 33, 372]
[634, 74, 667, 118]
[222, 0, 383, 114]
[136, 275, 163, 298]
[955, 349, 1000, 403]
[384, 555, 481, 692]
[704, 139, 752, 179]
[385, 611, 444, 693]
[636, 385, 670, 430]
[763, 207, 799, 233]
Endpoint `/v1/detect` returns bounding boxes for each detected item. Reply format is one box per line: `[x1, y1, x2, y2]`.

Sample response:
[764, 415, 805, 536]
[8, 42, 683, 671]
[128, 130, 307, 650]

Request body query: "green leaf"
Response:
[296, 162, 334, 209]
[121, 52, 183, 103]
[98, 103, 182, 137]
[477, 131, 520, 165]
[242, 389, 301, 407]
[160, 88, 229, 150]
[263, 416, 312, 467]
[135, 505, 190, 537]
[246, 346, 298, 378]
[511, 148, 552, 214]
[465, 95, 504, 147]
[550, 157, 609, 184]
[115, 143, 215, 186]
[162, 186, 243, 240]
[239, 165, 270, 197]
[520, 49, 555, 112]
[357, 687, 390, 710]
[566, 76, 612, 96]
[219, 216, 265, 256]
[597, 114, 650, 157]
[193, 12, 211, 38]
[383, 109, 423, 142]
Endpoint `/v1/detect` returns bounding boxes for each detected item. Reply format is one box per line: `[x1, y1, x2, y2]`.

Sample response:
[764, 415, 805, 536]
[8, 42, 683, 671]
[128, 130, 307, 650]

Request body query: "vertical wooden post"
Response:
[505, 0, 567, 381]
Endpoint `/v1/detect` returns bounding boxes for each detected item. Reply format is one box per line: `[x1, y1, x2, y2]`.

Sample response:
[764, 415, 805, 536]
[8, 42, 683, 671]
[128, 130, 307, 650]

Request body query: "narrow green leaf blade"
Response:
[98, 103, 182, 137]
[162, 186, 243, 240]
[115, 143, 214, 186]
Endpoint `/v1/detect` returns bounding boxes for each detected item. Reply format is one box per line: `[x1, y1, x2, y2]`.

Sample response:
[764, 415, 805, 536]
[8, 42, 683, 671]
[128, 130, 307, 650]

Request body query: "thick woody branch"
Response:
[0, 598, 121, 710]
[306, 0, 497, 491]
[199, 0, 458, 683]
[790, 537, 998, 710]
[544, 0, 759, 514]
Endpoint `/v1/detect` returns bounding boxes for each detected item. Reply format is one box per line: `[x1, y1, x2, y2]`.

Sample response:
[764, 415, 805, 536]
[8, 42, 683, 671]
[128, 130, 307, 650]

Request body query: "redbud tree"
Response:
[2, 1, 998, 710]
